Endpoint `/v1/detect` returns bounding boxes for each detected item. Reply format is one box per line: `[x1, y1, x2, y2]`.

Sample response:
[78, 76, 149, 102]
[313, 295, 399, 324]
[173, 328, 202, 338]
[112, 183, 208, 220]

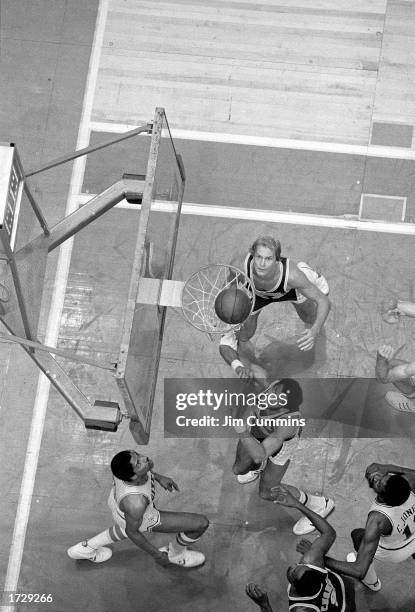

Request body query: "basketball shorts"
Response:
[375, 537, 415, 563]
[108, 493, 161, 534]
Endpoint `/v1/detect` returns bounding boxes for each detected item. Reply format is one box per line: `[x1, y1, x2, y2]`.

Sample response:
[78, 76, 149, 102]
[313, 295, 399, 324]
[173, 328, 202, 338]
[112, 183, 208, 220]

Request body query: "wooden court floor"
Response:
[1, 1, 415, 611]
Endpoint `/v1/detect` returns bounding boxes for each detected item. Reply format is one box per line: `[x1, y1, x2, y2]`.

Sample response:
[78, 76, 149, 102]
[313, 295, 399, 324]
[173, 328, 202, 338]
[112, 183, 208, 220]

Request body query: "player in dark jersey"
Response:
[246, 485, 356, 612]
[233, 379, 334, 536]
[219, 236, 330, 380]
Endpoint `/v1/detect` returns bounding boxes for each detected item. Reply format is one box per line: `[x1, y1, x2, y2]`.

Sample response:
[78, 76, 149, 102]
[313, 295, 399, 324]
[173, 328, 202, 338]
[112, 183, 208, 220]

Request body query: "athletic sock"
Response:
[86, 529, 116, 548]
[169, 532, 200, 556]
[305, 493, 325, 511]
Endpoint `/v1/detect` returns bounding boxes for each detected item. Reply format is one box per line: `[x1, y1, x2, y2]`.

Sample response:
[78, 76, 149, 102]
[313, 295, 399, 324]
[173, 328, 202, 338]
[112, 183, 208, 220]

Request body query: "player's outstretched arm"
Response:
[325, 514, 384, 579]
[289, 266, 331, 351]
[366, 462, 415, 491]
[123, 496, 172, 566]
[272, 485, 335, 565]
[153, 472, 179, 492]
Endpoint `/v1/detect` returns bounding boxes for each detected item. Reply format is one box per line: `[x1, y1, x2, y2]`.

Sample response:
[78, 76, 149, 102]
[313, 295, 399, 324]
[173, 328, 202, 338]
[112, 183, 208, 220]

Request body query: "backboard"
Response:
[115, 108, 185, 443]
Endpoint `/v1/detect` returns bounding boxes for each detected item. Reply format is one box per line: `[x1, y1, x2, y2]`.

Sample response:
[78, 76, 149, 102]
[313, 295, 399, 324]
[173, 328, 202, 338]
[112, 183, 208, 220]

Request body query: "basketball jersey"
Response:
[243, 253, 298, 306]
[108, 472, 156, 526]
[370, 491, 415, 551]
[288, 564, 346, 612]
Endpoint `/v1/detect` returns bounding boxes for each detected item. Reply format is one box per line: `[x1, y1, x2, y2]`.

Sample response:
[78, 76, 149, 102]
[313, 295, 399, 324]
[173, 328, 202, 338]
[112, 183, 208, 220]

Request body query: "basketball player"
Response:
[233, 378, 334, 535]
[219, 236, 330, 379]
[376, 344, 415, 413]
[318, 461, 415, 591]
[246, 485, 356, 612]
[382, 299, 415, 324]
[67, 450, 209, 568]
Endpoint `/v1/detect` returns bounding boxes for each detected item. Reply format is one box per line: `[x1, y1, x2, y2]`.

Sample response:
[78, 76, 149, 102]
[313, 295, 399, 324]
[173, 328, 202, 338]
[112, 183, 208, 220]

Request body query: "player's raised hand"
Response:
[296, 539, 313, 554]
[377, 345, 395, 361]
[270, 485, 300, 507]
[297, 328, 317, 351]
[157, 475, 179, 492]
[234, 364, 255, 381]
[365, 462, 389, 480]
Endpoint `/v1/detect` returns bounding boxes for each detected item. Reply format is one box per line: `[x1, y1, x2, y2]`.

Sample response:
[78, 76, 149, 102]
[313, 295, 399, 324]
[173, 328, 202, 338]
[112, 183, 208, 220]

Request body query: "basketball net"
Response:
[181, 264, 255, 339]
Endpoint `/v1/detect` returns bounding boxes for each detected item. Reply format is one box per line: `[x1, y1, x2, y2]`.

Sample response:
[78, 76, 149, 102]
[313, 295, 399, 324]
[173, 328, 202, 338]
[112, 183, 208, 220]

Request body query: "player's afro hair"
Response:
[382, 474, 410, 506]
[111, 450, 135, 481]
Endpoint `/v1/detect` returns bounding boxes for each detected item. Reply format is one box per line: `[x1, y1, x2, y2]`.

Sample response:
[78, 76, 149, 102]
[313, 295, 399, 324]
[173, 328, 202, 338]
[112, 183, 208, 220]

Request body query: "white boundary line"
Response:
[76, 194, 415, 236]
[2, 1, 109, 608]
[89, 120, 415, 161]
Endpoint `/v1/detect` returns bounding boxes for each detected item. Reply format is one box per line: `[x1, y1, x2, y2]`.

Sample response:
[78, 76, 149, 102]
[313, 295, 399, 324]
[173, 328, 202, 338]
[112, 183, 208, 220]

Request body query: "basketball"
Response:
[214, 287, 252, 324]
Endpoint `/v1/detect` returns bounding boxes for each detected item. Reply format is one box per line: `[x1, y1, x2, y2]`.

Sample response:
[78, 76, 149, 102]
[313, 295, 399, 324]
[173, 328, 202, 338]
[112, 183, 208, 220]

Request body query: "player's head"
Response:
[368, 472, 410, 505]
[250, 236, 281, 261]
[287, 563, 324, 595]
[111, 450, 153, 482]
[257, 378, 303, 412]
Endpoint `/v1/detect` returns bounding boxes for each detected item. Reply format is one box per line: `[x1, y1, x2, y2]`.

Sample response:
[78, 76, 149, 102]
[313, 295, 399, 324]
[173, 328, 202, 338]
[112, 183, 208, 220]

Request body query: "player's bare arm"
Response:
[122, 495, 170, 566]
[272, 485, 336, 566]
[366, 462, 415, 491]
[288, 264, 331, 351]
[152, 472, 179, 492]
[325, 513, 388, 579]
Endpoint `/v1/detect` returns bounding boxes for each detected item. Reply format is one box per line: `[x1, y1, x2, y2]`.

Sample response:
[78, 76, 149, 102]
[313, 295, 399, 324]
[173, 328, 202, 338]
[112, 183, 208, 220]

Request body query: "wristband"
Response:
[231, 359, 244, 373]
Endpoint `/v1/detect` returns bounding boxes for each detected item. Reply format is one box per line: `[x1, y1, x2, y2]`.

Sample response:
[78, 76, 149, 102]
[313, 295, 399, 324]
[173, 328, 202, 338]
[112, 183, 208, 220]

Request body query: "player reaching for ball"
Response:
[219, 236, 330, 379]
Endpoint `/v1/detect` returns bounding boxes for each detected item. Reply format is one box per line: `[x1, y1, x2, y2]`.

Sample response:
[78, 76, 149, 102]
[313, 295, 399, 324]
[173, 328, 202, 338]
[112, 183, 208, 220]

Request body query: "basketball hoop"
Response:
[181, 264, 255, 335]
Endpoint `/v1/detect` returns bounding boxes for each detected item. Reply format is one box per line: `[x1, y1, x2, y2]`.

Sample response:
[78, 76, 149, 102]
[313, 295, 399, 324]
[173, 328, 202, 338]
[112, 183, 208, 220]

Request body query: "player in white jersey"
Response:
[219, 236, 330, 380]
[321, 461, 415, 591]
[376, 344, 415, 413]
[68, 450, 209, 568]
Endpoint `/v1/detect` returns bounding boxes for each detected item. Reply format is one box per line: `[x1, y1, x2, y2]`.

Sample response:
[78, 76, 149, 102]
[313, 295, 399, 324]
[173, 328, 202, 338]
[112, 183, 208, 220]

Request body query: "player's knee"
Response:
[198, 515, 209, 533]
[233, 463, 242, 475]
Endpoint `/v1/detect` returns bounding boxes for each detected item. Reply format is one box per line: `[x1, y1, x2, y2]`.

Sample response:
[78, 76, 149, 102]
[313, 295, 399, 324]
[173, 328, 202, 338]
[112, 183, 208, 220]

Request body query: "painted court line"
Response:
[75, 194, 415, 236]
[89, 120, 415, 161]
[2, 1, 110, 608]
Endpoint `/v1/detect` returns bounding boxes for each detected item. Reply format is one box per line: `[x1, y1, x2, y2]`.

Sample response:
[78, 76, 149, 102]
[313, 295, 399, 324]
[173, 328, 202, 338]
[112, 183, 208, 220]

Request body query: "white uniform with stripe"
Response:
[371, 491, 415, 562]
[107, 472, 161, 535]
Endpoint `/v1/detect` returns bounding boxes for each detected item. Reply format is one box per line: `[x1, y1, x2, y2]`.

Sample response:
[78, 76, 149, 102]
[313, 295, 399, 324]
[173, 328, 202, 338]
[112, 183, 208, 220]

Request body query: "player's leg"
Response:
[67, 523, 126, 563]
[233, 439, 266, 483]
[153, 510, 209, 568]
[259, 460, 334, 535]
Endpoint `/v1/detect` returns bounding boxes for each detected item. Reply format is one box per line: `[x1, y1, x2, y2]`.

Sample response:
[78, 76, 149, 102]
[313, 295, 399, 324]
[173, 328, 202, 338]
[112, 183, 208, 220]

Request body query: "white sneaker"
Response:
[385, 391, 415, 413]
[346, 552, 381, 591]
[237, 469, 261, 484]
[67, 541, 112, 563]
[159, 545, 205, 568]
[293, 497, 335, 535]
[237, 459, 267, 484]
